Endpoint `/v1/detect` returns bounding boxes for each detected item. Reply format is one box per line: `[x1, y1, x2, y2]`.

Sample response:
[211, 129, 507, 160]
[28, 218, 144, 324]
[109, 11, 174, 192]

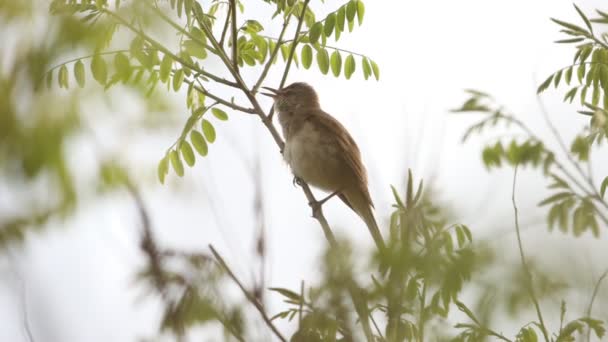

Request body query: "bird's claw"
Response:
[293, 176, 304, 187]
[308, 200, 322, 218]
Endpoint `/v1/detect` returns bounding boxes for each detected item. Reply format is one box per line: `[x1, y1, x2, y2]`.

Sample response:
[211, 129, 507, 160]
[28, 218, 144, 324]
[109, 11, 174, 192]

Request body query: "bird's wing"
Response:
[312, 111, 374, 208]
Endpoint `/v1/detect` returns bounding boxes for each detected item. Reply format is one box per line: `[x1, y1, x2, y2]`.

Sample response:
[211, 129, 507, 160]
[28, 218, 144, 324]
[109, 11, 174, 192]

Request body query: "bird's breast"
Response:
[283, 121, 345, 191]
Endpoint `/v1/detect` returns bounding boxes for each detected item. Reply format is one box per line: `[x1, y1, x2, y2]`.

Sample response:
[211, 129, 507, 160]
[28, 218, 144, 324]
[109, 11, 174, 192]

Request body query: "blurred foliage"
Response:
[2, 0, 608, 342]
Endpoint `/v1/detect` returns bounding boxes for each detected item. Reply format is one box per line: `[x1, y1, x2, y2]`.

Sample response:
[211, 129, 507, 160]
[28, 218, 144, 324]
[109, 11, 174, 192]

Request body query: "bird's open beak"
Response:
[261, 86, 280, 98]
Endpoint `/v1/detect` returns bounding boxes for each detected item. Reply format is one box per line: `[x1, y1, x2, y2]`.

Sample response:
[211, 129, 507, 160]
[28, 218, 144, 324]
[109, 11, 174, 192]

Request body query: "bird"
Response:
[262, 82, 386, 254]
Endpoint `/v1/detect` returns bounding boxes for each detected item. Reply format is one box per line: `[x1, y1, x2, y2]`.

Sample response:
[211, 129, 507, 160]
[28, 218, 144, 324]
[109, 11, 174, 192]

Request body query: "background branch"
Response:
[209, 245, 287, 342]
[511, 167, 550, 342]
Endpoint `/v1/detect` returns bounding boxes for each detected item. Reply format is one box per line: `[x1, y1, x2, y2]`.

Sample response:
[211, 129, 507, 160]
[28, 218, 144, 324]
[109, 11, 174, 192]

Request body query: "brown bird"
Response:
[262, 82, 386, 253]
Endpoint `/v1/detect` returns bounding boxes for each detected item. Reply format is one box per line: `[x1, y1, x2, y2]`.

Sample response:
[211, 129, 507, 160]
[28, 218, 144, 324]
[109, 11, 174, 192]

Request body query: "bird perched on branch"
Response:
[262, 82, 386, 253]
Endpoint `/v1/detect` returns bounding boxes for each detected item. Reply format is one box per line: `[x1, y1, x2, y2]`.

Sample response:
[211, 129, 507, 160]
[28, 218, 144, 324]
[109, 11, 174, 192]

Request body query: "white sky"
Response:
[2, 0, 608, 341]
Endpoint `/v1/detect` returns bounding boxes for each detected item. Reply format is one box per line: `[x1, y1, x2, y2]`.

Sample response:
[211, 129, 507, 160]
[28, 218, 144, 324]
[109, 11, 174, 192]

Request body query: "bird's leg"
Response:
[309, 189, 342, 217]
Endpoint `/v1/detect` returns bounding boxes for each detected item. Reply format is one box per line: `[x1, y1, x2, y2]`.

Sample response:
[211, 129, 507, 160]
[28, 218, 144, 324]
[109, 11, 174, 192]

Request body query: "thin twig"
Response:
[278, 0, 309, 89]
[511, 166, 550, 342]
[209, 245, 287, 342]
[229, 0, 239, 72]
[252, 15, 293, 94]
[219, 5, 231, 47]
[586, 268, 608, 342]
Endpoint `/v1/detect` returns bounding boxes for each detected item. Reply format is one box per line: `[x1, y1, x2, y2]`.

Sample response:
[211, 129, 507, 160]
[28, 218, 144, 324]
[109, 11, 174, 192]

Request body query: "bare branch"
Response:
[511, 167, 550, 342]
[279, 1, 310, 89]
[252, 15, 293, 94]
[209, 245, 287, 342]
[219, 5, 231, 47]
[586, 268, 608, 342]
[229, 0, 239, 72]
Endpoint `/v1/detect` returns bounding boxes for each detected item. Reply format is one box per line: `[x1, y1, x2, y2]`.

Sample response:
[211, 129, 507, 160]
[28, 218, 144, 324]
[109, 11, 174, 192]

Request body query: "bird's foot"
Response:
[308, 189, 342, 217]
[293, 176, 304, 187]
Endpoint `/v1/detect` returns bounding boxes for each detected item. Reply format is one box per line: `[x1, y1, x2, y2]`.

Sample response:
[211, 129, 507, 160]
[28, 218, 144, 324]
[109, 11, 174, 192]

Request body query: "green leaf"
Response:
[553, 69, 562, 88]
[538, 192, 572, 206]
[58, 65, 68, 88]
[573, 4, 593, 33]
[211, 107, 228, 121]
[180, 141, 196, 167]
[190, 130, 208, 156]
[91, 55, 107, 85]
[160, 54, 172, 82]
[324, 13, 336, 38]
[370, 59, 380, 80]
[316, 48, 329, 75]
[565, 66, 573, 84]
[356, 0, 365, 25]
[346, 0, 357, 23]
[344, 54, 355, 79]
[309, 22, 323, 44]
[537, 74, 553, 93]
[601, 176, 608, 198]
[74, 60, 85, 88]
[114, 52, 130, 78]
[577, 63, 586, 83]
[169, 150, 184, 177]
[301, 44, 313, 69]
[173, 68, 184, 91]
[183, 40, 207, 59]
[550, 18, 588, 34]
[336, 6, 346, 32]
[202, 119, 216, 143]
[269, 287, 301, 301]
[330, 50, 342, 77]
[361, 57, 371, 80]
[157, 156, 169, 184]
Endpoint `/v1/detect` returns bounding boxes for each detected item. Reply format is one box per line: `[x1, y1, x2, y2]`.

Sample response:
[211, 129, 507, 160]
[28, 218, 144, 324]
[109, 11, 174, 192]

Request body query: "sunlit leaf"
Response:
[180, 141, 196, 167]
[74, 60, 85, 87]
[344, 54, 355, 79]
[301, 44, 313, 69]
[330, 50, 342, 77]
[316, 48, 329, 75]
[169, 150, 184, 177]
[190, 130, 208, 156]
[211, 107, 229, 121]
[202, 119, 216, 143]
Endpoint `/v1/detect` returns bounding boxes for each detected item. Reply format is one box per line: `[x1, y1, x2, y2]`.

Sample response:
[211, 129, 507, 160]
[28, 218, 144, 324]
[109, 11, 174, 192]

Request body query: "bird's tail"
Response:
[359, 205, 387, 253]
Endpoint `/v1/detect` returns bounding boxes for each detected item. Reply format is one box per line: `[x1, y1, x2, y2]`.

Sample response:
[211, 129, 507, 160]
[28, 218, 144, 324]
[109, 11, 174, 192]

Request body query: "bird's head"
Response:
[262, 82, 320, 113]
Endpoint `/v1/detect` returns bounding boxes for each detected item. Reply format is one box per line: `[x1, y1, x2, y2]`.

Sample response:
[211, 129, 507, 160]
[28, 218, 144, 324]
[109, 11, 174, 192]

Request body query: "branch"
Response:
[278, 0, 308, 89]
[183, 78, 256, 114]
[209, 245, 287, 342]
[266, 1, 310, 121]
[252, 15, 293, 93]
[219, 5, 231, 47]
[586, 268, 608, 342]
[511, 167, 550, 342]
[102, 9, 239, 89]
[229, 0, 238, 72]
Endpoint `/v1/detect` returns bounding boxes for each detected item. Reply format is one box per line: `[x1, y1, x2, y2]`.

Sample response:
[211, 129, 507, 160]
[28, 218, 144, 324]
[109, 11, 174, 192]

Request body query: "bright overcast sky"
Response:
[1, 1, 608, 341]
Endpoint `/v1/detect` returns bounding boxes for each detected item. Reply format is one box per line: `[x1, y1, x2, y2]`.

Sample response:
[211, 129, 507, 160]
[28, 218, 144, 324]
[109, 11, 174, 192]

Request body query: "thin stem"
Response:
[186, 78, 256, 114]
[252, 16, 293, 93]
[586, 268, 608, 342]
[229, 0, 238, 72]
[144, 1, 217, 53]
[46, 49, 129, 73]
[418, 281, 427, 342]
[209, 245, 287, 342]
[264, 34, 372, 59]
[511, 167, 550, 342]
[279, 0, 309, 89]
[219, 5, 231, 47]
